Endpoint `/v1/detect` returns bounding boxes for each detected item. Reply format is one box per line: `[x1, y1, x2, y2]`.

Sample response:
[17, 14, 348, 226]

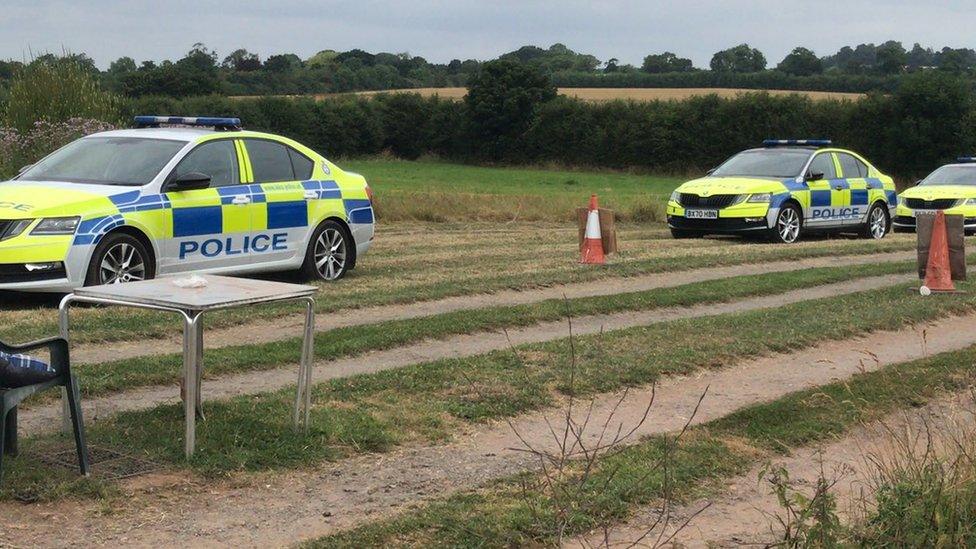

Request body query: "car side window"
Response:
[171, 140, 239, 187]
[837, 153, 868, 178]
[807, 153, 837, 180]
[289, 148, 314, 180]
[245, 139, 296, 183]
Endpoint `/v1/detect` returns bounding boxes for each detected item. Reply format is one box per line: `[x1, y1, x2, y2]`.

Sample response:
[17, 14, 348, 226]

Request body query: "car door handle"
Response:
[304, 190, 318, 200]
[231, 195, 251, 205]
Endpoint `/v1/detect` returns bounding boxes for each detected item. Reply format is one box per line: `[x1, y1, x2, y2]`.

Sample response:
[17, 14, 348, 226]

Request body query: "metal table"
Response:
[58, 274, 316, 458]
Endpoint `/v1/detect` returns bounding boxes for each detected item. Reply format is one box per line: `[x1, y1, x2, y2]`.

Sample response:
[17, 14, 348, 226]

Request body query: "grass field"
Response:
[343, 159, 682, 222]
[1, 160, 963, 547]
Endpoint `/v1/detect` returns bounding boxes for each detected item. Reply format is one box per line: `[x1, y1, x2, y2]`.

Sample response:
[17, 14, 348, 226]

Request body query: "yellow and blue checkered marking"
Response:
[71, 179, 373, 246]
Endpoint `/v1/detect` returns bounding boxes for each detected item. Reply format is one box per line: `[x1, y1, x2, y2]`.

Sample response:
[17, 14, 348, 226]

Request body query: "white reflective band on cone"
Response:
[585, 209, 602, 239]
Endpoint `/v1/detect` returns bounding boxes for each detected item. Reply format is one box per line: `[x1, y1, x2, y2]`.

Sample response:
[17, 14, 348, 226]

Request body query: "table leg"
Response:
[195, 316, 204, 420]
[183, 313, 200, 458]
[293, 298, 314, 430]
[57, 297, 72, 436]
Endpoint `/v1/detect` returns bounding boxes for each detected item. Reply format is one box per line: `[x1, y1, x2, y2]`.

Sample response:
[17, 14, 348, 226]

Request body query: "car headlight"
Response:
[0, 219, 34, 241]
[31, 216, 80, 235]
[670, 191, 680, 203]
[898, 197, 906, 207]
[747, 193, 772, 203]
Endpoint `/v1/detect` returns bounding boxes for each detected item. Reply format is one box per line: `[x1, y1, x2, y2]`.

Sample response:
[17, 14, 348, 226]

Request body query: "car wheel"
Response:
[85, 232, 154, 286]
[670, 228, 702, 239]
[769, 204, 802, 243]
[302, 220, 351, 281]
[861, 203, 889, 239]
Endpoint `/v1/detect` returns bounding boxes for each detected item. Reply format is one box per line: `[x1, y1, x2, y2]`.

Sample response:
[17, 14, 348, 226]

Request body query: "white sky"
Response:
[2, 0, 974, 68]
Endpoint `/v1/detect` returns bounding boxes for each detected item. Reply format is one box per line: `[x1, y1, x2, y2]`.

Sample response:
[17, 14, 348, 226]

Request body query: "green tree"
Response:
[107, 56, 137, 76]
[263, 53, 302, 72]
[641, 52, 693, 73]
[776, 47, 822, 76]
[710, 44, 766, 72]
[875, 41, 907, 74]
[222, 48, 261, 71]
[464, 59, 556, 160]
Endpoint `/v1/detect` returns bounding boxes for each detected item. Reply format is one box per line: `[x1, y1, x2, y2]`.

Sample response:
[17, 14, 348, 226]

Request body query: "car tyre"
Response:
[860, 203, 890, 239]
[302, 220, 352, 281]
[768, 204, 802, 244]
[84, 232, 154, 286]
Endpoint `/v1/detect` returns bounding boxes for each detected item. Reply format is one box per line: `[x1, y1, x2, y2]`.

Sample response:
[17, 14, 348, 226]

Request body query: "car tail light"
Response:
[364, 182, 375, 203]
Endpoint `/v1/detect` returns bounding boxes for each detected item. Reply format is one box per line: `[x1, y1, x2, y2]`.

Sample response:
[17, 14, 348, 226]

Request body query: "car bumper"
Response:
[0, 235, 88, 292]
[666, 200, 773, 233]
[893, 214, 976, 232]
[667, 214, 770, 232]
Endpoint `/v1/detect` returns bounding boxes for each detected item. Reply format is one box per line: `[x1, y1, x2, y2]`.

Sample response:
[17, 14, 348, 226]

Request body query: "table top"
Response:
[71, 274, 316, 311]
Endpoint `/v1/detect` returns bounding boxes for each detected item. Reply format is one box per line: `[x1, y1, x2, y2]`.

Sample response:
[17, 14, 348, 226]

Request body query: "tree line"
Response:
[121, 61, 975, 181]
[1, 41, 975, 99]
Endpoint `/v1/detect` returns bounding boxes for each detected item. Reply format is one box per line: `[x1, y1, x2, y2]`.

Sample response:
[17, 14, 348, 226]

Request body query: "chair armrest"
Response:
[0, 336, 70, 373]
[0, 336, 67, 354]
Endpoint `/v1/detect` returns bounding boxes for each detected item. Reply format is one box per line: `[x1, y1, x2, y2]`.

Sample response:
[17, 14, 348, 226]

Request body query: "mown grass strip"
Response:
[5, 277, 975, 504]
[0, 237, 914, 344]
[72, 259, 915, 399]
[307, 337, 976, 547]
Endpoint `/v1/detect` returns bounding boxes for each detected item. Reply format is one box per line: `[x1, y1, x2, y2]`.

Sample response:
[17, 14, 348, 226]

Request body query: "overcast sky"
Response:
[2, 1, 975, 69]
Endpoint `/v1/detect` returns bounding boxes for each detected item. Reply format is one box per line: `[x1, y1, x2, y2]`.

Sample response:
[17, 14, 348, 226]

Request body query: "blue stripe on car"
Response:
[267, 201, 308, 229]
[173, 206, 223, 237]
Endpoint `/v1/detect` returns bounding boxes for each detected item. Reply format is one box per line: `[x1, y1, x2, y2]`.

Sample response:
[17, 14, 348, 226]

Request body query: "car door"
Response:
[240, 138, 312, 264]
[804, 152, 846, 228]
[163, 138, 252, 273]
[836, 152, 871, 225]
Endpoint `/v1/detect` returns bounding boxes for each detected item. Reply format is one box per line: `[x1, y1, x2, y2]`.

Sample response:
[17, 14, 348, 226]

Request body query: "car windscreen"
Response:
[18, 136, 187, 186]
[710, 149, 812, 179]
[918, 165, 976, 186]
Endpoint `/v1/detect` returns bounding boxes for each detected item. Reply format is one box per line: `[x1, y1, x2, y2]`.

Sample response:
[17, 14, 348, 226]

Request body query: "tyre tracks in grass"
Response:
[69, 250, 913, 366]
[19, 272, 913, 436]
[5, 306, 976, 547]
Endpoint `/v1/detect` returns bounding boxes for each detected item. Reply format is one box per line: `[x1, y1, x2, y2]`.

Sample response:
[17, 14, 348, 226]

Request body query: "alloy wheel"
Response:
[869, 207, 887, 239]
[99, 242, 146, 284]
[777, 208, 800, 243]
[313, 228, 347, 280]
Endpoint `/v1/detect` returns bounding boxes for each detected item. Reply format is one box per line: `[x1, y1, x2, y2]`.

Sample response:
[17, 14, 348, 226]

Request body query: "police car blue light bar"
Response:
[957, 157, 976, 163]
[134, 116, 242, 130]
[762, 139, 832, 147]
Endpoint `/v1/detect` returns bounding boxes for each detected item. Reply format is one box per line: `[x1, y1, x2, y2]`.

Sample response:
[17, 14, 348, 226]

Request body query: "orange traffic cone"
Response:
[580, 194, 605, 265]
[922, 210, 955, 293]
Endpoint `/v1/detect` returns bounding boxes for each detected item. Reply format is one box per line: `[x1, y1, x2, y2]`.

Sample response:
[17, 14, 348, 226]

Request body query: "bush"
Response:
[3, 59, 121, 132]
[0, 118, 116, 180]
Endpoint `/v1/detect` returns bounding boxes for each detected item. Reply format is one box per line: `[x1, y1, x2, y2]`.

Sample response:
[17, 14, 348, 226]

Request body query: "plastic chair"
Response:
[0, 337, 89, 483]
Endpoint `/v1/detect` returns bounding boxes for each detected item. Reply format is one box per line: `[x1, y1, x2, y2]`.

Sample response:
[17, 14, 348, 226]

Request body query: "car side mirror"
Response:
[166, 172, 211, 192]
[806, 171, 825, 181]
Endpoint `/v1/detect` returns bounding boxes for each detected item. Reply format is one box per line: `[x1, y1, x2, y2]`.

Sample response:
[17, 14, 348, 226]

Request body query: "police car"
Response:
[0, 116, 374, 291]
[666, 140, 897, 243]
[894, 157, 976, 234]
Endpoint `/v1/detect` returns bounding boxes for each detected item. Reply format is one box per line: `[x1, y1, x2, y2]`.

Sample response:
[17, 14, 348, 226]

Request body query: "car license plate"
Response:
[685, 209, 718, 219]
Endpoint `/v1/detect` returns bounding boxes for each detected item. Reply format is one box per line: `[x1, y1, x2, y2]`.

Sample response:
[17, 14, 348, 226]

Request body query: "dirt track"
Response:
[70, 250, 913, 365]
[20, 272, 912, 436]
[4, 309, 973, 548]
